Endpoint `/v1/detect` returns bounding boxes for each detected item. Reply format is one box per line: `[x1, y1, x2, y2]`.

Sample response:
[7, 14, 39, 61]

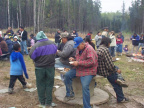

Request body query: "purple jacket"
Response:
[29, 39, 57, 68]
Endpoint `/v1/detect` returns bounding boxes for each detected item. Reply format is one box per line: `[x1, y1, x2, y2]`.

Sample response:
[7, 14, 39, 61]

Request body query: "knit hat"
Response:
[36, 31, 47, 41]
[60, 32, 69, 38]
[14, 36, 18, 39]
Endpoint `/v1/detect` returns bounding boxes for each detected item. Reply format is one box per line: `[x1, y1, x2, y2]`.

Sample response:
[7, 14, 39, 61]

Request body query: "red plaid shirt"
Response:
[76, 43, 98, 76]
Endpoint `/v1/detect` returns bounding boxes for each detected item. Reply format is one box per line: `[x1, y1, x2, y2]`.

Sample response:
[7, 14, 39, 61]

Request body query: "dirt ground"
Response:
[0, 54, 144, 108]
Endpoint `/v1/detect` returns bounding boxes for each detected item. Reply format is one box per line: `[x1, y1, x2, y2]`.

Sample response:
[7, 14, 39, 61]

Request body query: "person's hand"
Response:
[56, 50, 60, 54]
[69, 57, 75, 61]
[117, 69, 121, 74]
[71, 61, 79, 66]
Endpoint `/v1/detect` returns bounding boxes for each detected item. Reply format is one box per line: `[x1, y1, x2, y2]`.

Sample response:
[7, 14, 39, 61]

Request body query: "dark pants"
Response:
[109, 46, 115, 57]
[35, 67, 55, 105]
[107, 73, 125, 102]
[9, 75, 27, 89]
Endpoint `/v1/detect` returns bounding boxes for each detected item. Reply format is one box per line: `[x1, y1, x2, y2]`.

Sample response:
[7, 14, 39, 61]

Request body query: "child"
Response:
[13, 36, 20, 45]
[8, 44, 29, 94]
[115, 66, 128, 87]
[123, 45, 128, 54]
[30, 34, 35, 47]
[116, 35, 123, 56]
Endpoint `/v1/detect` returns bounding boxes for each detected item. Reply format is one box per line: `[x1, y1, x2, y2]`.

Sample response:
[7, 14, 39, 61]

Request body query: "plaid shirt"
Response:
[97, 45, 116, 77]
[76, 43, 98, 76]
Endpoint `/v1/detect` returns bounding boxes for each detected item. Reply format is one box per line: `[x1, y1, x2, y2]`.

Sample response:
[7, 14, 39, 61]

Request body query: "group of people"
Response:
[3, 27, 132, 108]
[0, 27, 36, 59]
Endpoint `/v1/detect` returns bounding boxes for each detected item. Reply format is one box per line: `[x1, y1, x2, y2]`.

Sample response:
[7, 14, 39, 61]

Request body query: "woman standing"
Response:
[109, 31, 116, 58]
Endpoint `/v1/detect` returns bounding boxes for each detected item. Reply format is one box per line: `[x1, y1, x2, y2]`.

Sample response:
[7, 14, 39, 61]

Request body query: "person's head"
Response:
[30, 34, 34, 39]
[73, 30, 76, 34]
[19, 26, 24, 31]
[64, 30, 67, 32]
[134, 33, 137, 36]
[67, 34, 74, 41]
[141, 33, 144, 36]
[0, 37, 3, 42]
[74, 37, 85, 51]
[103, 27, 108, 31]
[100, 37, 111, 48]
[14, 36, 18, 41]
[8, 27, 12, 30]
[125, 45, 128, 48]
[85, 36, 91, 44]
[57, 29, 61, 33]
[13, 43, 21, 52]
[61, 32, 69, 44]
[89, 32, 92, 35]
[117, 34, 121, 38]
[36, 31, 47, 41]
[97, 32, 101, 36]
[111, 31, 115, 35]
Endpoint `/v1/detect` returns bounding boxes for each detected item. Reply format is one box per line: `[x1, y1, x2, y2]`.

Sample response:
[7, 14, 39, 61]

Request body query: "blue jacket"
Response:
[5, 39, 13, 53]
[130, 35, 140, 46]
[10, 51, 28, 79]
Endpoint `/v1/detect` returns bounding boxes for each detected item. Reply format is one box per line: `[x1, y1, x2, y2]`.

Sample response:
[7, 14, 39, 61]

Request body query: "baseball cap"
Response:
[73, 37, 83, 48]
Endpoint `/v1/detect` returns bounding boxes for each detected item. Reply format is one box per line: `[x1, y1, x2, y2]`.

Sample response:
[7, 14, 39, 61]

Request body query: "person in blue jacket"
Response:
[130, 33, 140, 54]
[8, 43, 29, 94]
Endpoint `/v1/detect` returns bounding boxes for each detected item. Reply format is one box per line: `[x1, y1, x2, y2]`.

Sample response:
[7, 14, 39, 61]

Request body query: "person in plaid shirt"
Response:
[97, 37, 129, 103]
[64, 37, 98, 108]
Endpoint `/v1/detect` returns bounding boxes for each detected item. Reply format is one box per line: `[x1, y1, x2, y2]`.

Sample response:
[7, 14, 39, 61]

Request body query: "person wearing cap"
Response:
[64, 37, 98, 108]
[13, 36, 20, 45]
[55, 32, 76, 68]
[5, 35, 13, 53]
[138, 33, 144, 52]
[55, 29, 61, 47]
[29, 31, 57, 107]
[102, 27, 109, 37]
[130, 33, 140, 54]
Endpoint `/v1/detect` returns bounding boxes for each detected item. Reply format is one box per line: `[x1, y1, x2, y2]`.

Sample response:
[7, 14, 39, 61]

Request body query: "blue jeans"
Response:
[55, 58, 70, 68]
[21, 40, 28, 54]
[116, 44, 122, 53]
[107, 73, 125, 102]
[64, 69, 93, 108]
[109, 46, 115, 57]
[138, 43, 144, 51]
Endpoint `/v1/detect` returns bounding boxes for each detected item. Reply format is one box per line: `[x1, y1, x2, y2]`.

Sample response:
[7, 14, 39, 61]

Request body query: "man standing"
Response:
[64, 37, 98, 108]
[97, 37, 129, 103]
[19, 26, 28, 55]
[55, 29, 61, 47]
[130, 33, 140, 54]
[29, 31, 57, 107]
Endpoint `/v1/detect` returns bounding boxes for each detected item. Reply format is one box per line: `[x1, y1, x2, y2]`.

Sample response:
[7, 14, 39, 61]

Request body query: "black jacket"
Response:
[55, 32, 61, 43]
[21, 30, 27, 41]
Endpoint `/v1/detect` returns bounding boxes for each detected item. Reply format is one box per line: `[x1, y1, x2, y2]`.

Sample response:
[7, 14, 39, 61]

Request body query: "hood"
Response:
[36, 31, 47, 41]
[11, 51, 20, 61]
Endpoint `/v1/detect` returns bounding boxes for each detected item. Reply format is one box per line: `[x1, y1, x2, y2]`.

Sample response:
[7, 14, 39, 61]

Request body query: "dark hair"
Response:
[13, 43, 20, 51]
[30, 34, 34, 38]
[100, 37, 111, 48]
[97, 32, 100, 34]
[85, 36, 92, 44]
[0, 37, 3, 42]
[20, 26, 24, 29]
[67, 34, 74, 40]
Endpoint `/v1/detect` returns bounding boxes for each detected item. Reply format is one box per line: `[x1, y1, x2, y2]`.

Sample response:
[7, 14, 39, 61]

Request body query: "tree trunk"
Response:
[7, 0, 10, 27]
[33, 0, 36, 34]
[18, 0, 22, 26]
